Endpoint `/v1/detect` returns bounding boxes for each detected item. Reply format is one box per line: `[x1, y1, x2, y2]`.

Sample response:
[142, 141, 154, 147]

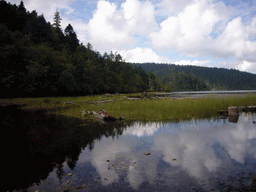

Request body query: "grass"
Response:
[1, 93, 256, 121]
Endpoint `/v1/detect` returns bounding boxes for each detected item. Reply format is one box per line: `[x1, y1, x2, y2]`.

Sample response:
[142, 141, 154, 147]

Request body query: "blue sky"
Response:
[8, 0, 256, 73]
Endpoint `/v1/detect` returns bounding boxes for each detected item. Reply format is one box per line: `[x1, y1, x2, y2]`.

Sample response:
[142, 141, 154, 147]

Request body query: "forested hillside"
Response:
[134, 63, 256, 91]
[0, 0, 149, 97]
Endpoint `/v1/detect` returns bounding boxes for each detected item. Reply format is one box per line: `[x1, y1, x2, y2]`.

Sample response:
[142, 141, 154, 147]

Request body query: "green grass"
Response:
[1, 93, 255, 121]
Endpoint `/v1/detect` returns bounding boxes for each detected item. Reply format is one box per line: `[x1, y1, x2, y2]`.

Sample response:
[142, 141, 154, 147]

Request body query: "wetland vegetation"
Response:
[1, 92, 256, 121]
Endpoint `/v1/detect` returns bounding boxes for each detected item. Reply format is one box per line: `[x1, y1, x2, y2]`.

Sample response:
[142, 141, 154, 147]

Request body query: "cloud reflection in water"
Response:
[87, 113, 256, 190]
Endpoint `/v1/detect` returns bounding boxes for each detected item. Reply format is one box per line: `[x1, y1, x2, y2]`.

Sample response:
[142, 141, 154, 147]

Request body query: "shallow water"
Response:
[4, 110, 256, 191]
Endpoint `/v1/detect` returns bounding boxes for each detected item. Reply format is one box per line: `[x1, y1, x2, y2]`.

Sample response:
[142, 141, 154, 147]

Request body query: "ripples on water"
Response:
[3, 107, 256, 192]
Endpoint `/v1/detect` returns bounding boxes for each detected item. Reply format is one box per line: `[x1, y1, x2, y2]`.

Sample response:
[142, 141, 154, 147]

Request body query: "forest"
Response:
[0, 0, 149, 98]
[134, 63, 256, 91]
[1, 0, 256, 98]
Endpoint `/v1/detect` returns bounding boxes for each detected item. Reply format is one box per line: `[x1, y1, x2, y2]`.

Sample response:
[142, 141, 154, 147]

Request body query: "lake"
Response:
[156, 90, 256, 98]
[4, 107, 256, 191]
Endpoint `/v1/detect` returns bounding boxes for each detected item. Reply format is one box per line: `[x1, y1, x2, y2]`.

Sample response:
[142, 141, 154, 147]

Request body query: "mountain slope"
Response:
[133, 63, 256, 90]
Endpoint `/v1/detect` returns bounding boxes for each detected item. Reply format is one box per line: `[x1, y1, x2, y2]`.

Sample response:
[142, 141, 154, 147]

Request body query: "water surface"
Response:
[156, 90, 256, 98]
[4, 110, 256, 191]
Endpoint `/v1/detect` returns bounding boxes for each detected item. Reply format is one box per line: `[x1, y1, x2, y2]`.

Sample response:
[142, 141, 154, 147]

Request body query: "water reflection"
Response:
[84, 114, 256, 191]
[2, 106, 128, 191]
[3, 105, 256, 191]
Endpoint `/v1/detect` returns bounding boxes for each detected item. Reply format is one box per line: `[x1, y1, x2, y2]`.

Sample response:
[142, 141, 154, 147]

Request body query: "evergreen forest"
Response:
[0, 0, 149, 97]
[134, 63, 256, 91]
[1, 0, 256, 98]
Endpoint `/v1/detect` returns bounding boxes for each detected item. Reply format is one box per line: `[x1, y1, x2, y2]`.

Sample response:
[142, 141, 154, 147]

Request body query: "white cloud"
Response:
[7, 0, 75, 22]
[118, 47, 171, 63]
[219, 60, 256, 74]
[155, 0, 194, 16]
[150, 0, 256, 63]
[87, 0, 158, 52]
[236, 60, 256, 73]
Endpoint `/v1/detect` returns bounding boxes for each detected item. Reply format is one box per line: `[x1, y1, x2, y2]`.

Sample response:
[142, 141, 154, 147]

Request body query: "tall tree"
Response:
[64, 24, 79, 52]
[53, 9, 62, 29]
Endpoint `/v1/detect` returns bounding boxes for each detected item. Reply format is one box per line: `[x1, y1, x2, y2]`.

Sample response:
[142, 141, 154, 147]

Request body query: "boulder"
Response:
[98, 110, 117, 121]
[228, 106, 239, 116]
[141, 91, 148, 98]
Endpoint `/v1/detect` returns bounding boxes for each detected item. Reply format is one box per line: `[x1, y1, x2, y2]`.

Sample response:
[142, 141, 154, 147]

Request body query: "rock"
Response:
[247, 106, 256, 112]
[127, 97, 140, 100]
[218, 110, 228, 116]
[91, 111, 98, 115]
[143, 152, 151, 155]
[64, 101, 74, 104]
[228, 106, 239, 116]
[141, 91, 148, 98]
[99, 110, 117, 121]
[81, 110, 87, 116]
[104, 93, 112, 97]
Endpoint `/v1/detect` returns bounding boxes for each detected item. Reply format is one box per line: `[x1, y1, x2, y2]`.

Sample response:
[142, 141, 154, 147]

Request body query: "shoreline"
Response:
[1, 92, 256, 121]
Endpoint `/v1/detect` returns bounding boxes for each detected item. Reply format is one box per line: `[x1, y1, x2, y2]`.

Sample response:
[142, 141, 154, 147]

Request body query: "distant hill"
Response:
[133, 63, 256, 91]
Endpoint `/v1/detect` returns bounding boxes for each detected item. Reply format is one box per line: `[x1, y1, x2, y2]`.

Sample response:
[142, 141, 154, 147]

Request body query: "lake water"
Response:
[156, 90, 256, 98]
[4, 109, 256, 191]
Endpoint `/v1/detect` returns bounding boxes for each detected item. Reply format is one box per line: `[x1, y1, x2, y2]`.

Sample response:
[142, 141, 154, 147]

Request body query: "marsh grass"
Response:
[1, 93, 255, 121]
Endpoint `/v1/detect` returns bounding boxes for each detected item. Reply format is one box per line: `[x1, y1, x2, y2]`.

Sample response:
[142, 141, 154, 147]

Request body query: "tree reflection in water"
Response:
[2, 105, 128, 191]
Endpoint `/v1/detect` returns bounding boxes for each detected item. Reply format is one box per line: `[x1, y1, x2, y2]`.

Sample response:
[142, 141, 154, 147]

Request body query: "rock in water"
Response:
[228, 106, 239, 116]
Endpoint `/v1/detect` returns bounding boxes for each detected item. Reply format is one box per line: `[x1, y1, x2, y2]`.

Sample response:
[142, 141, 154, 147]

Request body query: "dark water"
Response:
[3, 107, 256, 192]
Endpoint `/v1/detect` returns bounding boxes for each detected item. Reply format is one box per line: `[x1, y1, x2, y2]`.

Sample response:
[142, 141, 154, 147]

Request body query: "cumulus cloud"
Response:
[117, 47, 171, 63]
[150, 0, 256, 63]
[155, 0, 194, 16]
[87, 0, 158, 52]
[219, 60, 256, 74]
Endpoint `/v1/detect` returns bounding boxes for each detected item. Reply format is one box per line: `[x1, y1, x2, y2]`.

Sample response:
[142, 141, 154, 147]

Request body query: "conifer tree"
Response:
[53, 9, 62, 29]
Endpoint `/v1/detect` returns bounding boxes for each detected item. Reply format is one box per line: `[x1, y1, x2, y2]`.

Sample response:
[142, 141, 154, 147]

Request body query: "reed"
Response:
[1, 93, 255, 121]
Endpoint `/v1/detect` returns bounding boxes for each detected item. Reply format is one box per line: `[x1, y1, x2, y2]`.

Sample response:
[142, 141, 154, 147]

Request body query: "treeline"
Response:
[0, 0, 149, 97]
[134, 63, 256, 91]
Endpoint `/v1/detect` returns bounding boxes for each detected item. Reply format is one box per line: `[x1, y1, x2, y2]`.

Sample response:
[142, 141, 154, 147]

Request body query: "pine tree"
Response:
[53, 9, 62, 29]
[64, 24, 79, 52]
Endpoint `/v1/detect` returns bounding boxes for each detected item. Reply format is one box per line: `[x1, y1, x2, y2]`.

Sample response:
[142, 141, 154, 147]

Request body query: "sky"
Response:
[7, 0, 256, 74]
